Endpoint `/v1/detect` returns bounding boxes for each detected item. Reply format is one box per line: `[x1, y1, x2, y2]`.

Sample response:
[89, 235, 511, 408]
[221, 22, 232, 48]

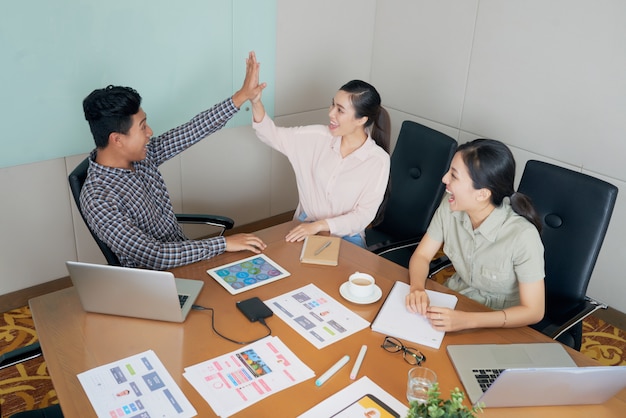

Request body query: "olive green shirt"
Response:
[427, 196, 544, 309]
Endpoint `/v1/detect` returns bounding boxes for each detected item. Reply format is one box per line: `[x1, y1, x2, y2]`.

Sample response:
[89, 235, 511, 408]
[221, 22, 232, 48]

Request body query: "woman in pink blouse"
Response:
[250, 59, 390, 247]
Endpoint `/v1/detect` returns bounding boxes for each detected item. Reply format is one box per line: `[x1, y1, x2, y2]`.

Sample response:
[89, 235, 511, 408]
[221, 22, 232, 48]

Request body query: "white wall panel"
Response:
[275, 0, 377, 115]
[462, 0, 626, 180]
[0, 158, 76, 293]
[180, 126, 272, 228]
[371, 0, 479, 127]
[388, 108, 461, 153]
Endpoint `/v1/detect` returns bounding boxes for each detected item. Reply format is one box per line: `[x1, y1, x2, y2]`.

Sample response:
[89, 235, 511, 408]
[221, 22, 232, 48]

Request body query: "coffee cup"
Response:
[347, 272, 375, 298]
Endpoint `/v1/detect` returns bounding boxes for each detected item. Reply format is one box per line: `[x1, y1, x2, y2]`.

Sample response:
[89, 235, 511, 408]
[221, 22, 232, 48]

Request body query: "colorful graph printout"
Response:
[183, 336, 314, 417]
[206, 254, 290, 295]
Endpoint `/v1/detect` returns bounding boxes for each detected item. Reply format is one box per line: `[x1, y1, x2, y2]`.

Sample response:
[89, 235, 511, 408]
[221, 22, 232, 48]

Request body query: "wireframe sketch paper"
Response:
[265, 283, 371, 349]
[371, 281, 458, 349]
[77, 350, 196, 418]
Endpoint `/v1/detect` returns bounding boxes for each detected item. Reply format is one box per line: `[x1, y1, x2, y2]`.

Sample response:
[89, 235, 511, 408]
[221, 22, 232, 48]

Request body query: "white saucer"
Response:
[339, 282, 382, 304]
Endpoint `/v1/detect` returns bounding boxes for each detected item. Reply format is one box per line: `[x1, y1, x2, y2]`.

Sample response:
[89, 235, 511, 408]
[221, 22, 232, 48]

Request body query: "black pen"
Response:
[314, 240, 332, 256]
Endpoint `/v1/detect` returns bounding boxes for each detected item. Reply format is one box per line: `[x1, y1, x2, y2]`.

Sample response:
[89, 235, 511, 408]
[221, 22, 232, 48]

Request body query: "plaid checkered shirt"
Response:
[80, 98, 239, 270]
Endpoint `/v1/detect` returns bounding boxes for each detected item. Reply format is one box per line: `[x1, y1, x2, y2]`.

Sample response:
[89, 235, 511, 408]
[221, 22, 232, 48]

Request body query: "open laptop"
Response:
[66, 261, 203, 323]
[447, 343, 626, 407]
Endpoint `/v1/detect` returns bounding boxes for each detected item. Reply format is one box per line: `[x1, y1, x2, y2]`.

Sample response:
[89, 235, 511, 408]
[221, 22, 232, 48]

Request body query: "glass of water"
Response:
[406, 367, 437, 404]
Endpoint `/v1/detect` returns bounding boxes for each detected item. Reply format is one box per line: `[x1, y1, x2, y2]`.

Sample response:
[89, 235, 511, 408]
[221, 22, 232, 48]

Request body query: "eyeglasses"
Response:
[381, 336, 426, 365]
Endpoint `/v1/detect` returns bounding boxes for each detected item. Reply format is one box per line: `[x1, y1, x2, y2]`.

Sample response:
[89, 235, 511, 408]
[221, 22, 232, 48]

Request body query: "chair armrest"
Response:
[427, 255, 452, 278]
[545, 297, 608, 341]
[175, 214, 234, 233]
[369, 239, 452, 278]
[0, 342, 42, 370]
[367, 235, 423, 255]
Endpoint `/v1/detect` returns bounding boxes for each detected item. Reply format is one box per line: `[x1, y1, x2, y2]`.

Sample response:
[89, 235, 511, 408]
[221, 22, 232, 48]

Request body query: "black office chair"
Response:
[519, 160, 618, 350]
[427, 160, 618, 350]
[365, 120, 457, 268]
[0, 342, 63, 417]
[68, 157, 235, 266]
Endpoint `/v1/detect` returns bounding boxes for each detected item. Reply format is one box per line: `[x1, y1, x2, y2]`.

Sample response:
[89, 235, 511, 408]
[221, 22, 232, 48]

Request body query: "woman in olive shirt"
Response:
[406, 139, 545, 332]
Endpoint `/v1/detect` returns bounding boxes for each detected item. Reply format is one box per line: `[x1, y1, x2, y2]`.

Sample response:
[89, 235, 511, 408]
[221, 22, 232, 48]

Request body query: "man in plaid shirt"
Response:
[80, 52, 267, 270]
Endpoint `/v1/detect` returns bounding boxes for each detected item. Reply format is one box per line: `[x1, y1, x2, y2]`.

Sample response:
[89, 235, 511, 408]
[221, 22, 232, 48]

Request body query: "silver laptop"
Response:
[66, 261, 203, 323]
[447, 343, 626, 407]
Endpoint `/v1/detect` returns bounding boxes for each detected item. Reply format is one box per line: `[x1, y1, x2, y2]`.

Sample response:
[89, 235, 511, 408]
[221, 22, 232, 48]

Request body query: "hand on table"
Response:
[225, 233, 267, 253]
[285, 221, 325, 242]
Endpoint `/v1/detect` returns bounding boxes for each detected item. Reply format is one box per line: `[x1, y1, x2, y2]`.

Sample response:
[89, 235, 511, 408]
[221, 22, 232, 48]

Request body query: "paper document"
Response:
[371, 281, 458, 349]
[77, 350, 196, 418]
[183, 336, 314, 417]
[265, 283, 371, 349]
[298, 376, 408, 417]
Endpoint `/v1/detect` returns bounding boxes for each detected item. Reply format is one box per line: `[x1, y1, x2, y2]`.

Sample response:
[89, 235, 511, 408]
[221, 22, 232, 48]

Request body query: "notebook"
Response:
[447, 343, 626, 407]
[66, 261, 203, 323]
[299, 235, 340, 266]
[371, 281, 457, 349]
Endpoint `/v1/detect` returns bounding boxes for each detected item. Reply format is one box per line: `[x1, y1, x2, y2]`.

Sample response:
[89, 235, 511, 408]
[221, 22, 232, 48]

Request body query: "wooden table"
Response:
[30, 221, 626, 417]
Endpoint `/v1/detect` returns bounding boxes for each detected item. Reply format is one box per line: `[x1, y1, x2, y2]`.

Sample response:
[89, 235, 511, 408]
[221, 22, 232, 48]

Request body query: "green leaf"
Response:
[405, 383, 483, 418]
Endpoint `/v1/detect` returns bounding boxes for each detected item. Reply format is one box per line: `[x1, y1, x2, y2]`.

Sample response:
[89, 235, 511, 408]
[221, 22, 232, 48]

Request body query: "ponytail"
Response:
[370, 106, 391, 154]
[510, 192, 542, 233]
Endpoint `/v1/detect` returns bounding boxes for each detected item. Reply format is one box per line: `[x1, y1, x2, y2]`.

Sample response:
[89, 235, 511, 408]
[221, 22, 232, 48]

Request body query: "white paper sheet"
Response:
[183, 336, 314, 417]
[77, 350, 196, 418]
[298, 376, 408, 417]
[371, 281, 458, 349]
[264, 283, 371, 349]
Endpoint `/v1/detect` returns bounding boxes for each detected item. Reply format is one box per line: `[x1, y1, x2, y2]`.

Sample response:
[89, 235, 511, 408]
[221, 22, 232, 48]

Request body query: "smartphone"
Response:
[330, 393, 400, 418]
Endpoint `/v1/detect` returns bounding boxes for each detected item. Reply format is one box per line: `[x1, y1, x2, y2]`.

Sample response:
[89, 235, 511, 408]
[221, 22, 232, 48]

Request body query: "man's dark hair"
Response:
[83, 85, 142, 148]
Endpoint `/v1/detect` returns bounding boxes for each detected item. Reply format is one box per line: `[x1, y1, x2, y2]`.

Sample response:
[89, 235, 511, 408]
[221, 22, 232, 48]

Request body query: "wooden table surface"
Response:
[30, 221, 626, 417]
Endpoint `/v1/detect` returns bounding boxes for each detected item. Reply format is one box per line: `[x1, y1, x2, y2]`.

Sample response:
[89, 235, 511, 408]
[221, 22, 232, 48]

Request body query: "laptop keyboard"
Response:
[473, 368, 504, 392]
[178, 294, 189, 308]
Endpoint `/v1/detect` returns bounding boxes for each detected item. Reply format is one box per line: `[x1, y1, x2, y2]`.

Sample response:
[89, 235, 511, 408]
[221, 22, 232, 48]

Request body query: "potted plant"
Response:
[406, 383, 483, 418]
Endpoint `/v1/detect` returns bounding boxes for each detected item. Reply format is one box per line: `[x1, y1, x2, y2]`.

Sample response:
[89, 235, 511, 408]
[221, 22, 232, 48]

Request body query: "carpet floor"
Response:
[1, 304, 625, 417]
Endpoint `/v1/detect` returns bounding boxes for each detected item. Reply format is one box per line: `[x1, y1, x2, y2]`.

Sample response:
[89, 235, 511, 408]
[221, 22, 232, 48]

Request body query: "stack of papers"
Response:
[265, 283, 371, 349]
[77, 350, 196, 418]
[371, 281, 458, 349]
[184, 336, 314, 417]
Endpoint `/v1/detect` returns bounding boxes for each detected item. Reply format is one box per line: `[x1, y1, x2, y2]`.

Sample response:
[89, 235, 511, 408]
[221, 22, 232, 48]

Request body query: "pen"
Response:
[315, 354, 350, 386]
[314, 240, 332, 256]
[349, 345, 367, 380]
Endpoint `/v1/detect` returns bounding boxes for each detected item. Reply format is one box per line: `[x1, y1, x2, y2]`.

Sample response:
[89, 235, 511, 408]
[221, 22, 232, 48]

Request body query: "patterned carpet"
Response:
[1, 307, 58, 418]
[1, 305, 625, 417]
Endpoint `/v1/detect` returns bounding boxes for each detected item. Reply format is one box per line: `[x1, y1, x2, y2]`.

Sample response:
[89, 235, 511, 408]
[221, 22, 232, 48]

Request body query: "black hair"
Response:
[339, 80, 391, 154]
[457, 139, 542, 233]
[83, 85, 142, 148]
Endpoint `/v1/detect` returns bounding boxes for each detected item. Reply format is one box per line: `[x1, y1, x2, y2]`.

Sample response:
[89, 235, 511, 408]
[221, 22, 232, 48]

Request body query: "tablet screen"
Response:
[206, 254, 291, 295]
